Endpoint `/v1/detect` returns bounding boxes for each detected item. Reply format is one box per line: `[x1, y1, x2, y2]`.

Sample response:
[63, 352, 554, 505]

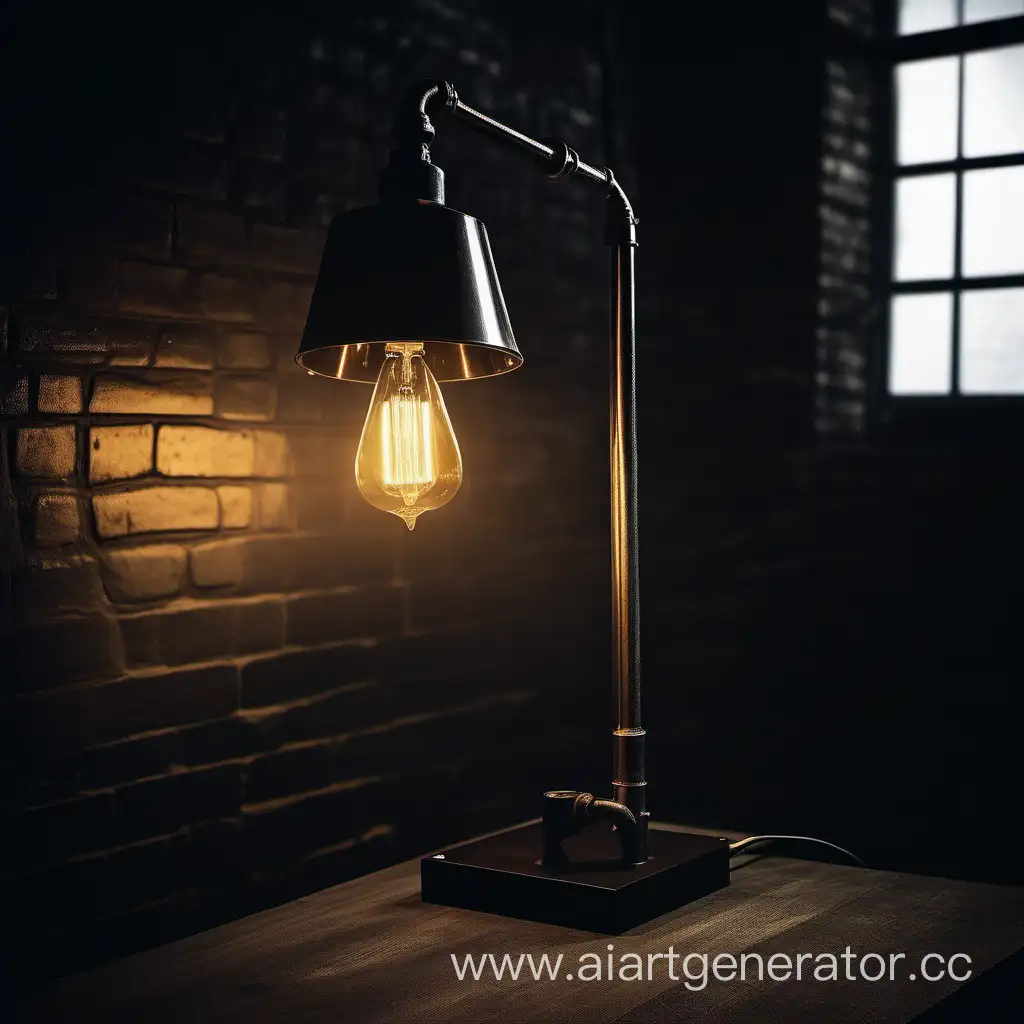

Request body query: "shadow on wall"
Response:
[623, 0, 1024, 887]
[5, 0, 1022, 990]
[1, 0, 614, 984]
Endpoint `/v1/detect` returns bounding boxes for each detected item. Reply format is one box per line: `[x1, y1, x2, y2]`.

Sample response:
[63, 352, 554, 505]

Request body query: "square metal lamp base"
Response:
[421, 821, 731, 933]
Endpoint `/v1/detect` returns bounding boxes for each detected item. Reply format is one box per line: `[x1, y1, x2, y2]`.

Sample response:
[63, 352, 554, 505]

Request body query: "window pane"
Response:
[964, 0, 1024, 25]
[898, 0, 959, 34]
[960, 288, 1024, 394]
[889, 293, 953, 394]
[894, 174, 956, 280]
[963, 44, 1024, 157]
[896, 57, 960, 165]
[962, 167, 1024, 276]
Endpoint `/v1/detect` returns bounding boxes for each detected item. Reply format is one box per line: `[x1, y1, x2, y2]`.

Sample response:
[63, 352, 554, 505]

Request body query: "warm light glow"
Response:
[380, 393, 435, 487]
[355, 343, 462, 530]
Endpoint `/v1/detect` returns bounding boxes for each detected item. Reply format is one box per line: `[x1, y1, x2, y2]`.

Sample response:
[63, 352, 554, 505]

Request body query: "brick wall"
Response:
[2, 1, 615, 980]
[626, 2, 1023, 887]
[10, 0, 1021, 987]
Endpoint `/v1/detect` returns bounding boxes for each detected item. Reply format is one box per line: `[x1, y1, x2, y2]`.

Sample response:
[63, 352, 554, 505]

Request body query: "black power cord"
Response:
[729, 834, 865, 868]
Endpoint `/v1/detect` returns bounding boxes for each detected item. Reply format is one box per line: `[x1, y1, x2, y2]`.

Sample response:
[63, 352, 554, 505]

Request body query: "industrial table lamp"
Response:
[296, 80, 731, 932]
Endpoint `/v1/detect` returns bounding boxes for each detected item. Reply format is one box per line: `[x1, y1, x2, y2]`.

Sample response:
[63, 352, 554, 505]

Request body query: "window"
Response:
[887, 1, 1024, 397]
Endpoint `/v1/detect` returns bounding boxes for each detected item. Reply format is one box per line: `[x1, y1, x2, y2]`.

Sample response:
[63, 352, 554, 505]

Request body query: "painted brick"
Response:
[274, 376, 322, 423]
[241, 778, 386, 866]
[101, 319, 159, 366]
[285, 585, 404, 646]
[11, 616, 122, 692]
[115, 765, 243, 844]
[119, 262, 199, 317]
[93, 665, 239, 744]
[245, 743, 333, 804]
[1, 376, 30, 415]
[234, 535, 302, 594]
[100, 544, 187, 602]
[218, 485, 253, 528]
[37, 375, 83, 414]
[333, 696, 530, 782]
[10, 853, 112, 937]
[176, 205, 247, 263]
[256, 482, 290, 529]
[156, 425, 255, 477]
[89, 374, 213, 415]
[177, 718, 266, 770]
[178, 81, 234, 146]
[189, 537, 248, 588]
[10, 685, 98, 759]
[89, 424, 154, 483]
[241, 643, 374, 708]
[292, 190, 345, 231]
[271, 334, 305, 374]
[108, 333, 153, 367]
[188, 818, 246, 890]
[293, 479, 347, 532]
[317, 379, 366, 428]
[69, 732, 183, 789]
[199, 273, 254, 323]
[128, 605, 232, 666]
[237, 159, 288, 216]
[16, 312, 107, 364]
[236, 680, 378, 749]
[154, 325, 215, 369]
[375, 626, 492, 681]
[298, 826, 397, 893]
[253, 429, 293, 476]
[301, 528, 395, 585]
[398, 518, 454, 578]
[137, 143, 229, 201]
[64, 189, 174, 255]
[276, 428, 327, 479]
[249, 223, 324, 274]
[31, 491, 81, 547]
[407, 576, 474, 631]
[118, 614, 160, 666]
[258, 280, 313, 329]
[290, 432, 346, 475]
[23, 251, 57, 300]
[63, 254, 118, 312]
[238, 102, 289, 162]
[16, 425, 76, 479]
[122, 600, 285, 668]
[237, 599, 286, 653]
[215, 376, 277, 421]
[93, 486, 218, 538]
[217, 331, 273, 369]
[8, 556, 106, 621]
[104, 833, 191, 911]
[0, 4, 623, 978]
[12, 794, 115, 867]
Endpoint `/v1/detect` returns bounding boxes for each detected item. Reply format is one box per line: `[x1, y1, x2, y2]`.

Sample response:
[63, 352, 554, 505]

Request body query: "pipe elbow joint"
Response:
[542, 790, 644, 869]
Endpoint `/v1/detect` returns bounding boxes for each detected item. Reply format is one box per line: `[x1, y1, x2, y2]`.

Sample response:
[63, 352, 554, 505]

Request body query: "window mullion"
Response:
[951, 7, 966, 395]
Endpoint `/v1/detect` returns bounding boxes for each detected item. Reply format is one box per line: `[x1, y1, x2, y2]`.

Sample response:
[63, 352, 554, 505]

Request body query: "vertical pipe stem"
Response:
[609, 216, 647, 860]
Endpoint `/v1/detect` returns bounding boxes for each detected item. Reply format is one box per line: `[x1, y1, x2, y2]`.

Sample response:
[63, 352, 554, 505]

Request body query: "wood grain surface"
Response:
[17, 823, 1024, 1024]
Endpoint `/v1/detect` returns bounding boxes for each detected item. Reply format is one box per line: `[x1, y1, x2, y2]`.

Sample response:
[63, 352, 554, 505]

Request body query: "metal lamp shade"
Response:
[296, 201, 522, 382]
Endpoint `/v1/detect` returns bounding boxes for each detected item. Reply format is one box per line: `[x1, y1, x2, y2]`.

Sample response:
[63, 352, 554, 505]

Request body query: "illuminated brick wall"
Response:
[1, 1, 615, 978]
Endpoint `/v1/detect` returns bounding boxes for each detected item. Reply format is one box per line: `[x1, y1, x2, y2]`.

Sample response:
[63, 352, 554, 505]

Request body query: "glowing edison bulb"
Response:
[355, 342, 462, 530]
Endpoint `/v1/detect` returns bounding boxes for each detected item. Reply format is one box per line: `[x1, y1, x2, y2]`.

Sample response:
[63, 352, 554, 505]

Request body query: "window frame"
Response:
[873, 3, 1024, 439]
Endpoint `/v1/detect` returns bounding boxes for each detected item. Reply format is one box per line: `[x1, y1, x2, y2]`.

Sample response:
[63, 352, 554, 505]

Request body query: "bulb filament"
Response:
[380, 392, 436, 500]
[354, 342, 462, 530]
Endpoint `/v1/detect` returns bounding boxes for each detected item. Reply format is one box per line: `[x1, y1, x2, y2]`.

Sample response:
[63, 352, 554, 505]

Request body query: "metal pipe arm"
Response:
[391, 78, 647, 865]
[398, 79, 611, 186]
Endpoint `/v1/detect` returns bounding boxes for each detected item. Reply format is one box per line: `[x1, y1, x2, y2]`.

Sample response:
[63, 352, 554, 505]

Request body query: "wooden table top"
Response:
[17, 823, 1024, 1024]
